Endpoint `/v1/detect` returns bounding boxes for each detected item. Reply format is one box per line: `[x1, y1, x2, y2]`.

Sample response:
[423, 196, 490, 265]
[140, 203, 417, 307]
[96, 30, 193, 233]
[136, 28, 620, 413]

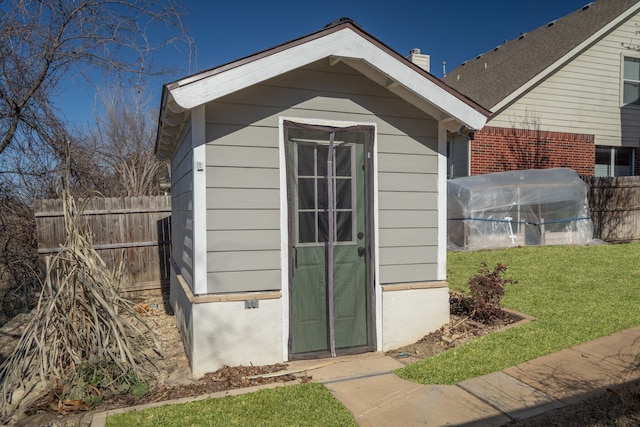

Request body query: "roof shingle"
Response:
[443, 0, 640, 110]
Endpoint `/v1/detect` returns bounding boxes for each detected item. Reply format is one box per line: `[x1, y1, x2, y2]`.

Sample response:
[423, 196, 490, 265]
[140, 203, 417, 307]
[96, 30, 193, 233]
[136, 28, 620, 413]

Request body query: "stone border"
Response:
[500, 307, 537, 331]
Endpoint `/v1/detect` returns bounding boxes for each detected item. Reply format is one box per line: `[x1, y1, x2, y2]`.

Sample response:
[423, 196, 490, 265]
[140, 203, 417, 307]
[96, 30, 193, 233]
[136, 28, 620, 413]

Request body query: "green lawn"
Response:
[396, 243, 640, 384]
[106, 382, 357, 427]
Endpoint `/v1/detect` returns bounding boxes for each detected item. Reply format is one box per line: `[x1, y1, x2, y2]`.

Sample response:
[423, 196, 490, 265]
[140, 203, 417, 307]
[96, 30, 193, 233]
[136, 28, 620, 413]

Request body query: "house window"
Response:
[623, 57, 640, 105]
[595, 146, 635, 177]
[447, 135, 470, 178]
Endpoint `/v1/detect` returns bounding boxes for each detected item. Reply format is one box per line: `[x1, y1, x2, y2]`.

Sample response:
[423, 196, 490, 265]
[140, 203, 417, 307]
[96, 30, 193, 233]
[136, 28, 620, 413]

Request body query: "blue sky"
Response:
[58, 0, 591, 127]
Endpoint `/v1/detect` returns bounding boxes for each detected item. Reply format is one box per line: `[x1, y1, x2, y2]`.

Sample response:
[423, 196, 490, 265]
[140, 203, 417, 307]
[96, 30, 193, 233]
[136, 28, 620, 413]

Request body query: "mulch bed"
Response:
[387, 292, 518, 365]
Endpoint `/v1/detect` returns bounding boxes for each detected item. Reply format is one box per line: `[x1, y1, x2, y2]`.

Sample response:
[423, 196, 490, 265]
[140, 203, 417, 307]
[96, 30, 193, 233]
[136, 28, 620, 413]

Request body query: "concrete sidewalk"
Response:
[289, 327, 640, 426]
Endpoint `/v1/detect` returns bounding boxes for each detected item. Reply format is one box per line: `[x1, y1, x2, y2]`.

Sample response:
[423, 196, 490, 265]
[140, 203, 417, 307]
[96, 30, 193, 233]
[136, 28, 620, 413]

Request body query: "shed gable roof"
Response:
[443, 0, 640, 112]
[156, 19, 489, 160]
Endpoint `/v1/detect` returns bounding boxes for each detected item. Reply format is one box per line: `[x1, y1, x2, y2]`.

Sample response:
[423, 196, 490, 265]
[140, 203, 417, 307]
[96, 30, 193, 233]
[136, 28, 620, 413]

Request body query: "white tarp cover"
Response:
[448, 168, 595, 251]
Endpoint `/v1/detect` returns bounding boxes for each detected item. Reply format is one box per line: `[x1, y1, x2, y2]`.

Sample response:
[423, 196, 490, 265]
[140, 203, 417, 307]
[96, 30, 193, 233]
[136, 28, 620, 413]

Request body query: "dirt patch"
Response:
[387, 292, 532, 365]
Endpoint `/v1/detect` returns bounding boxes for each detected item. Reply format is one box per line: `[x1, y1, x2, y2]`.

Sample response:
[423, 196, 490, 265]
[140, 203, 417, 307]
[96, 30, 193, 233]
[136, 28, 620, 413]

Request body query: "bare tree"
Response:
[0, 185, 38, 327]
[1, 112, 109, 201]
[0, 0, 191, 203]
[503, 111, 551, 171]
[0, 0, 190, 323]
[0, 0, 190, 155]
[85, 89, 168, 197]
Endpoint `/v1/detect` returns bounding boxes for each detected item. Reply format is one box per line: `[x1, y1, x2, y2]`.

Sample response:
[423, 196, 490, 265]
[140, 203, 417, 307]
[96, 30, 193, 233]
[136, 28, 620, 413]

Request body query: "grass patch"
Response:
[396, 243, 640, 385]
[106, 382, 357, 427]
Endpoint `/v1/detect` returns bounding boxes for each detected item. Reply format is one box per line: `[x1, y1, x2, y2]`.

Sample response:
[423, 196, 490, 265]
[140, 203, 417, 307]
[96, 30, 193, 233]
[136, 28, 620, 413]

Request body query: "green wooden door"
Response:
[286, 125, 372, 357]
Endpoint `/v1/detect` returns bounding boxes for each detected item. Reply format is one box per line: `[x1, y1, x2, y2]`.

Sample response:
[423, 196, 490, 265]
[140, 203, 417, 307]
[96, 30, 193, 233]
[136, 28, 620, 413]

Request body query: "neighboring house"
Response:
[443, 0, 640, 178]
[155, 18, 488, 376]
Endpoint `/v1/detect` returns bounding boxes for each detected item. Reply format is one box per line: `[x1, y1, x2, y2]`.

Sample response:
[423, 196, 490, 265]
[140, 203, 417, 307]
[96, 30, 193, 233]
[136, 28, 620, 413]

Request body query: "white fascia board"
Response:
[170, 30, 355, 109]
[492, 3, 640, 113]
[168, 28, 487, 130]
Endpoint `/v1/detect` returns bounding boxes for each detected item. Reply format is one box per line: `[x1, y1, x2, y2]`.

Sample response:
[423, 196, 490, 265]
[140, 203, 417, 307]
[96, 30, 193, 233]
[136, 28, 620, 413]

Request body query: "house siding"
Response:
[203, 60, 440, 293]
[489, 12, 640, 152]
[378, 130, 439, 284]
[171, 122, 194, 289]
[203, 123, 281, 293]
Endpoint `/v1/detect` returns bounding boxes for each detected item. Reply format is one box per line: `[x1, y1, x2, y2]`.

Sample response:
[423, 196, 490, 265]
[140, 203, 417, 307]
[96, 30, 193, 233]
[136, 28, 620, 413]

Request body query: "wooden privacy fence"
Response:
[582, 176, 640, 243]
[35, 196, 171, 292]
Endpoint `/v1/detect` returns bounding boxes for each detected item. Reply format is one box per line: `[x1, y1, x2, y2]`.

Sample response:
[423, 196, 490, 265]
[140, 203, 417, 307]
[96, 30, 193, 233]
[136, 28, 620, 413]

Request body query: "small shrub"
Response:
[62, 361, 149, 407]
[468, 262, 514, 322]
[129, 381, 149, 397]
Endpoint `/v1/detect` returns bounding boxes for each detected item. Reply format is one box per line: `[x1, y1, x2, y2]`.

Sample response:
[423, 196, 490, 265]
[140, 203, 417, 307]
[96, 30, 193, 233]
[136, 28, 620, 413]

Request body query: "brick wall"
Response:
[470, 126, 595, 176]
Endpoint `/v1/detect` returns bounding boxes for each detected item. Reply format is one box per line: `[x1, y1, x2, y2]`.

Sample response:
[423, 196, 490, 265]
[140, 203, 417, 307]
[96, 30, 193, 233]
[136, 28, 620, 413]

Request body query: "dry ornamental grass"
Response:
[0, 170, 161, 424]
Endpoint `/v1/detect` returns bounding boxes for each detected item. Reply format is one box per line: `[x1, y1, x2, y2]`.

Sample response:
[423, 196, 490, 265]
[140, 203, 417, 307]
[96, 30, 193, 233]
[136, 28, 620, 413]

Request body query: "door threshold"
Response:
[290, 345, 375, 361]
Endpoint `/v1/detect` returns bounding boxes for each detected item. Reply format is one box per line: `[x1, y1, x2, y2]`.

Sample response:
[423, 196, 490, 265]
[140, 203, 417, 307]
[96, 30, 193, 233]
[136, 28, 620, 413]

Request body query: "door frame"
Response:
[279, 117, 379, 360]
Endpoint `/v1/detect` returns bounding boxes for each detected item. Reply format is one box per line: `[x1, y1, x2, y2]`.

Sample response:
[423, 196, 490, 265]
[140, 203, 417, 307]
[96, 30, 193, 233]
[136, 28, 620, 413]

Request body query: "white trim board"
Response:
[191, 105, 208, 295]
[168, 28, 486, 130]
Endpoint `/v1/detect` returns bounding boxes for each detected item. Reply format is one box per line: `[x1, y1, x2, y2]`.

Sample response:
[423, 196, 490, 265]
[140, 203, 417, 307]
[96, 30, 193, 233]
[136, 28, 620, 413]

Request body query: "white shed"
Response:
[155, 18, 488, 377]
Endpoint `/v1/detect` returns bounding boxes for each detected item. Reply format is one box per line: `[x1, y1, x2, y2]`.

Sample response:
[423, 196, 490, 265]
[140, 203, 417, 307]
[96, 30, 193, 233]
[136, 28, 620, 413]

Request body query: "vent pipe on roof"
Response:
[407, 48, 430, 72]
[324, 17, 362, 29]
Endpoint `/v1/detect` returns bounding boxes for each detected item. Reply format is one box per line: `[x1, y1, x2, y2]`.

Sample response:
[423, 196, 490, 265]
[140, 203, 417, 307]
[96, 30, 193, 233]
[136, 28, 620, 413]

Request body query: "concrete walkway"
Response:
[288, 327, 640, 426]
[91, 327, 640, 426]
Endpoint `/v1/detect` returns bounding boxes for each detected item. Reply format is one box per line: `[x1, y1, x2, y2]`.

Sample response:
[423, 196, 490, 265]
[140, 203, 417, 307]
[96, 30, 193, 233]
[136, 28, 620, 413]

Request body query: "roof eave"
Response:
[155, 90, 188, 161]
[155, 21, 489, 159]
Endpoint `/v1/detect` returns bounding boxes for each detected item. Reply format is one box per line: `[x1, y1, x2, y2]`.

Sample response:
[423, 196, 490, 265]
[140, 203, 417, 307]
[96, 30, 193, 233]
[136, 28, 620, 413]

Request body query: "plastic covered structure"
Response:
[448, 168, 594, 251]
